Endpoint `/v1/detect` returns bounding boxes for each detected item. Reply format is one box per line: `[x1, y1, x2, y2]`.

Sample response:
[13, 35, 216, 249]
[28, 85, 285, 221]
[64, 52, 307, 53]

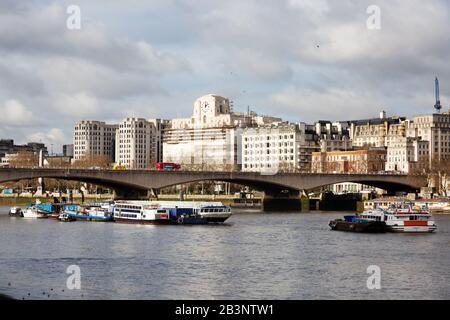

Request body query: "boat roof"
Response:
[115, 200, 228, 208]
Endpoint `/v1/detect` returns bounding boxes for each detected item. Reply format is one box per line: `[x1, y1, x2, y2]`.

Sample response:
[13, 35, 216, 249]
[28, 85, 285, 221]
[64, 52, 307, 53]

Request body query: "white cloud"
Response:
[54, 92, 101, 118]
[288, 0, 330, 20]
[27, 128, 67, 151]
[0, 99, 33, 125]
[1, 0, 450, 150]
[270, 86, 383, 121]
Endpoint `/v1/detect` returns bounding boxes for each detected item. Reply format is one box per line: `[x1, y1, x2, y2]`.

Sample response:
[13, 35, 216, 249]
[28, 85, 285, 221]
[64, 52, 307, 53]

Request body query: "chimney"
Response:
[379, 110, 386, 119]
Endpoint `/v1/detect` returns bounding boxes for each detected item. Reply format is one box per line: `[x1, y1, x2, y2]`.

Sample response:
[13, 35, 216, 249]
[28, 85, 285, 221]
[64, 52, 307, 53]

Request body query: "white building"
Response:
[385, 137, 429, 173]
[115, 118, 163, 169]
[163, 94, 281, 170]
[241, 122, 319, 172]
[0, 153, 18, 166]
[407, 112, 450, 163]
[350, 112, 406, 148]
[73, 120, 118, 161]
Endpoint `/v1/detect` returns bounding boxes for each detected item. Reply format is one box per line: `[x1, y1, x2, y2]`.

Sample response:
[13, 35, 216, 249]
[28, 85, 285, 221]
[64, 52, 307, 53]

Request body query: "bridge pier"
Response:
[262, 190, 309, 212]
[113, 188, 151, 200]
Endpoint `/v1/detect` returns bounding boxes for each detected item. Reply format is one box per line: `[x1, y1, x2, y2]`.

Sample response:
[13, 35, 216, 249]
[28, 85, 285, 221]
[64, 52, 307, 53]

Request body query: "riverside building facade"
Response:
[385, 137, 429, 173]
[115, 118, 163, 169]
[73, 120, 118, 161]
[163, 94, 281, 170]
[406, 111, 450, 163]
[241, 122, 319, 172]
[350, 112, 406, 148]
[311, 148, 387, 174]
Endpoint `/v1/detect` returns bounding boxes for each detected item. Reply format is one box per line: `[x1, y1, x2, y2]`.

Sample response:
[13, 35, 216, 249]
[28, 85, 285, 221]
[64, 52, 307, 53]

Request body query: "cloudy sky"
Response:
[0, 0, 449, 151]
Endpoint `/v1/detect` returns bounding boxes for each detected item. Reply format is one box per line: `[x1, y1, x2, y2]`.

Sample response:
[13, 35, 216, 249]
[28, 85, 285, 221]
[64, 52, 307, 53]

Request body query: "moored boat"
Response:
[8, 207, 23, 217]
[57, 212, 77, 222]
[197, 204, 233, 223]
[113, 202, 171, 225]
[63, 203, 114, 222]
[22, 206, 49, 219]
[113, 201, 232, 225]
[149, 201, 232, 224]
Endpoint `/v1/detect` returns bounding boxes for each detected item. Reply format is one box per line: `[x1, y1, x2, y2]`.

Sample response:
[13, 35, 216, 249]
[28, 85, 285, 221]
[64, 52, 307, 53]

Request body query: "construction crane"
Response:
[434, 76, 442, 113]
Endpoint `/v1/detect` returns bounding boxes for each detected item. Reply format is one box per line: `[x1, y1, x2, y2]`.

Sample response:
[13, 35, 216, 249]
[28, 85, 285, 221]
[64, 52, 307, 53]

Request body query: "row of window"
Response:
[244, 135, 295, 142]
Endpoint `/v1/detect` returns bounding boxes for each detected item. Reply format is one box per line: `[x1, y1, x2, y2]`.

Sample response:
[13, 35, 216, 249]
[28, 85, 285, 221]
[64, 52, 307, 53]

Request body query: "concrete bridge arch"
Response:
[0, 168, 426, 196]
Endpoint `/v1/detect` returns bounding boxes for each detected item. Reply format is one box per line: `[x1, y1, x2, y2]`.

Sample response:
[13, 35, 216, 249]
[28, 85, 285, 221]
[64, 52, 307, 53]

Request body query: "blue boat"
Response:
[63, 204, 114, 222]
[155, 201, 232, 224]
[113, 201, 232, 225]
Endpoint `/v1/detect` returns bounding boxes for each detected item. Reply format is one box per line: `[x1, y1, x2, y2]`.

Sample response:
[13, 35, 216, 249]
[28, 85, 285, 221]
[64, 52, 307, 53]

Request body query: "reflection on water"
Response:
[0, 207, 449, 300]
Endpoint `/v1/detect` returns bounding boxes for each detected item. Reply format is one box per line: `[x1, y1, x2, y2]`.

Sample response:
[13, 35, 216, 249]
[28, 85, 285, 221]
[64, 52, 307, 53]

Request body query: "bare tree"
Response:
[72, 155, 111, 168]
[432, 158, 450, 196]
[413, 157, 450, 196]
[9, 151, 39, 168]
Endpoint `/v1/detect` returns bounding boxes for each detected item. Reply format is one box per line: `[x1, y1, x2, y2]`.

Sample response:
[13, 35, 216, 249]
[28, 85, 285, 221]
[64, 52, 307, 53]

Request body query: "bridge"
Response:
[0, 168, 427, 210]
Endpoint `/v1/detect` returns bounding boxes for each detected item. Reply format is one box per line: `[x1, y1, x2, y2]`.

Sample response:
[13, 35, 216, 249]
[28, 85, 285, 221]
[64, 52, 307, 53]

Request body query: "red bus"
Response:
[155, 162, 181, 171]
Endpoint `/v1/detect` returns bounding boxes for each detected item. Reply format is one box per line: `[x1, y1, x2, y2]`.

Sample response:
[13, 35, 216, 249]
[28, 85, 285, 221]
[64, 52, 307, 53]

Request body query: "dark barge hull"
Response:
[329, 220, 387, 233]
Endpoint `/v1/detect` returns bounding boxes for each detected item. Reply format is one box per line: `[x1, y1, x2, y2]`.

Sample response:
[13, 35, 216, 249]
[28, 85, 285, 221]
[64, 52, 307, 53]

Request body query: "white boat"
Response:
[148, 201, 232, 224]
[8, 207, 23, 217]
[113, 201, 232, 225]
[385, 203, 437, 233]
[22, 206, 49, 219]
[196, 204, 233, 223]
[57, 213, 76, 222]
[361, 204, 437, 233]
[113, 202, 171, 224]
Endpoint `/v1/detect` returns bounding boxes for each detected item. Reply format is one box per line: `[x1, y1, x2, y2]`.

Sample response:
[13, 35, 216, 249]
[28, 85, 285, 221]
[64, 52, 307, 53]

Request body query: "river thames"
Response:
[0, 206, 449, 300]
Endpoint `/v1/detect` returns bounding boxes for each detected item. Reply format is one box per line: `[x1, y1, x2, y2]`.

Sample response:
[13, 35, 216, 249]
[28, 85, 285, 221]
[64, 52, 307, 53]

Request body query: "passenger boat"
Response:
[149, 201, 232, 224]
[113, 202, 171, 225]
[364, 198, 450, 214]
[22, 206, 49, 219]
[384, 203, 437, 233]
[63, 203, 114, 222]
[113, 201, 232, 225]
[196, 204, 233, 223]
[329, 209, 387, 233]
[8, 207, 23, 217]
[332, 204, 437, 233]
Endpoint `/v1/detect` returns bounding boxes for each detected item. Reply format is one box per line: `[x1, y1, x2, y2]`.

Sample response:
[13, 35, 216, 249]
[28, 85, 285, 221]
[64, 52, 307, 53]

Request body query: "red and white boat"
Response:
[384, 203, 437, 233]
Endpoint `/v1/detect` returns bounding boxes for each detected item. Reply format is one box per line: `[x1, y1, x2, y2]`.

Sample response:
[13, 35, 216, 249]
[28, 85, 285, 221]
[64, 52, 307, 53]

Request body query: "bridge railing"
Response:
[0, 166, 413, 176]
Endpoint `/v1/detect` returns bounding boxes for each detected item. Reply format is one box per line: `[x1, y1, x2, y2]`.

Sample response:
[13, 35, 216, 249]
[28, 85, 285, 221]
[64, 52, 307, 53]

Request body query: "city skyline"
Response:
[2, 1, 450, 306]
[1, 1, 450, 150]
[1, 90, 447, 154]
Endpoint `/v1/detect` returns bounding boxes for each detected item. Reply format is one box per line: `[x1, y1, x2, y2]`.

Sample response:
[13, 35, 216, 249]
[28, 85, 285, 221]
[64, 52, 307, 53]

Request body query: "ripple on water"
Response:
[0, 207, 449, 299]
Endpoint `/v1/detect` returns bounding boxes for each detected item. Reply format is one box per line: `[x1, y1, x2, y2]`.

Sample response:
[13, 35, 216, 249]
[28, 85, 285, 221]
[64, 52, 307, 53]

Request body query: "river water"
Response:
[0, 206, 449, 300]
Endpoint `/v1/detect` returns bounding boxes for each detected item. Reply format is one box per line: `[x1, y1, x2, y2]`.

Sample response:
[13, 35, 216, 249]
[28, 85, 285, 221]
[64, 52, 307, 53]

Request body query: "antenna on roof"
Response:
[434, 76, 442, 113]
